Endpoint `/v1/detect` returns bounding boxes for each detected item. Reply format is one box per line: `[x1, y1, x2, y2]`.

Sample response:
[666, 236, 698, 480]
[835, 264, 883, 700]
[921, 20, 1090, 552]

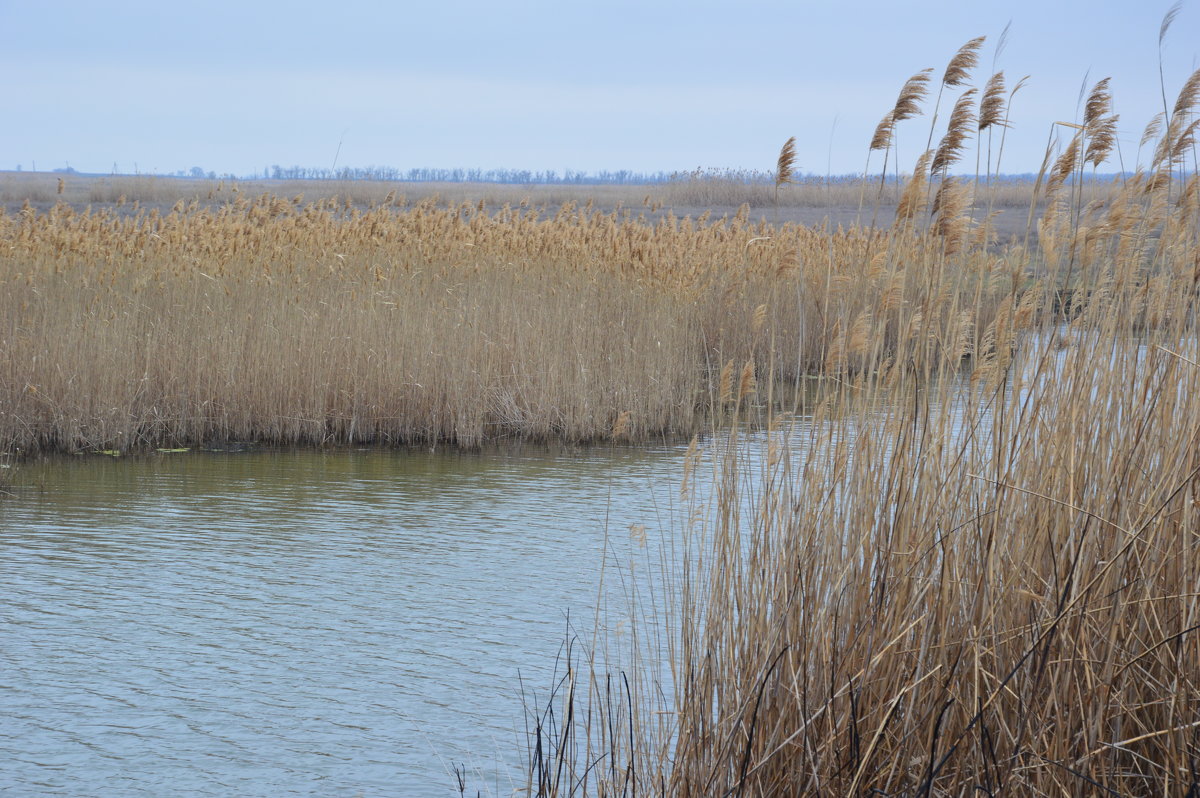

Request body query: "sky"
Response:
[2, 1, 1198, 179]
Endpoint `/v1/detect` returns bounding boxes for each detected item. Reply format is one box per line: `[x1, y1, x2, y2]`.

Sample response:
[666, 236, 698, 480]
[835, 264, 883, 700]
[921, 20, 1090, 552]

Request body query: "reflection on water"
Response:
[0, 445, 687, 796]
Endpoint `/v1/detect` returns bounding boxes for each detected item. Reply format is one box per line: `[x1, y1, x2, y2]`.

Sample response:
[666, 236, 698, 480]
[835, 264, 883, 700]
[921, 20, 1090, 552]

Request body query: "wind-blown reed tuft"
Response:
[978, 71, 1007, 132]
[894, 68, 935, 122]
[942, 35, 986, 87]
[931, 88, 978, 176]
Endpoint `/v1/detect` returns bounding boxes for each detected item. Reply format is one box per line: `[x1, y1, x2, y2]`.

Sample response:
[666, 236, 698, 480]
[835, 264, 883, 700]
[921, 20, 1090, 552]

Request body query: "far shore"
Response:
[1, 169, 1087, 242]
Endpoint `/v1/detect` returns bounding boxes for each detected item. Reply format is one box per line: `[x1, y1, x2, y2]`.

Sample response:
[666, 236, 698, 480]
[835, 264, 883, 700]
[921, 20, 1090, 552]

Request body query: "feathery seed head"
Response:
[718, 359, 734, 404]
[776, 137, 798, 187]
[870, 111, 896, 152]
[1048, 133, 1082, 191]
[1170, 118, 1200, 165]
[978, 72, 1007, 131]
[1173, 68, 1200, 118]
[1083, 78, 1112, 128]
[896, 151, 932, 224]
[1085, 114, 1120, 168]
[943, 36, 986, 87]
[931, 89, 977, 174]
[737, 358, 756, 401]
[611, 410, 631, 439]
[893, 69, 935, 122]
[752, 303, 768, 332]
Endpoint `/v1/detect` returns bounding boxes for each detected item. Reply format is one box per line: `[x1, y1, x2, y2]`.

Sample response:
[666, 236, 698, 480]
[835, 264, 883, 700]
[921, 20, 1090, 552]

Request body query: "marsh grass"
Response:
[0, 183, 1019, 453]
[515, 46, 1200, 797]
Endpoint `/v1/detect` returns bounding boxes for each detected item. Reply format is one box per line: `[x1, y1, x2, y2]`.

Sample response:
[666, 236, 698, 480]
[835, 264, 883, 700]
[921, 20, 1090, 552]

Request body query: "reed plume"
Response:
[977, 71, 1007, 131]
[942, 35, 986, 87]
[870, 111, 895, 152]
[931, 176, 968, 238]
[736, 358, 756, 401]
[774, 136, 797, 214]
[1046, 123, 1083, 193]
[1170, 118, 1200, 164]
[1142, 112, 1166, 149]
[1083, 78, 1119, 168]
[931, 89, 978, 175]
[1085, 115, 1119, 168]
[751, 303, 768, 332]
[774, 137, 797, 187]
[925, 35, 986, 157]
[868, 70, 935, 214]
[1084, 77, 1112, 128]
[718, 359, 734, 405]
[611, 410, 631, 439]
[894, 68, 934, 121]
[895, 150, 932, 225]
[1174, 67, 1200, 118]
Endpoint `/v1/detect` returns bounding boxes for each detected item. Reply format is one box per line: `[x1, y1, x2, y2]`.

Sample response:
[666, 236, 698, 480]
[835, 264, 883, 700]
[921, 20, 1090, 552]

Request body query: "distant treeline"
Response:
[254, 165, 1122, 185]
[25, 164, 1136, 186]
[265, 165, 679, 184]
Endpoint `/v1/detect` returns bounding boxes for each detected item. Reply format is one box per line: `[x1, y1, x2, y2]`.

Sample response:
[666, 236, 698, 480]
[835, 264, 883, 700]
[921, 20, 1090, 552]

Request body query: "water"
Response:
[0, 445, 689, 797]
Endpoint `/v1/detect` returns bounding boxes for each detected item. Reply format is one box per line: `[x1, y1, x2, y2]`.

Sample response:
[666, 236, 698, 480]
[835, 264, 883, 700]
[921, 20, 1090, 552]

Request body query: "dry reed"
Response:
[516, 46, 1200, 798]
[0, 181, 1018, 453]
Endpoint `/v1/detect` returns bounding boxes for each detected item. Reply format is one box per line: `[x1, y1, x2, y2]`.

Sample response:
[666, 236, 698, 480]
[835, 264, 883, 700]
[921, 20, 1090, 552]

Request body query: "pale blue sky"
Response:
[3, 1, 1198, 178]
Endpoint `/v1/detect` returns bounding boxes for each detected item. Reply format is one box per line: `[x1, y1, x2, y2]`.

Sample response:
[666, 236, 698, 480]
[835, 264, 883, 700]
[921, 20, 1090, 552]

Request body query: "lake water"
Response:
[0, 444, 690, 797]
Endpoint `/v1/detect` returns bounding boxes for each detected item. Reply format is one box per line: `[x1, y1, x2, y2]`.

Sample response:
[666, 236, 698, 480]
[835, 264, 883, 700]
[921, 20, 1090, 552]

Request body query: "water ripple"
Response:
[0, 445, 685, 796]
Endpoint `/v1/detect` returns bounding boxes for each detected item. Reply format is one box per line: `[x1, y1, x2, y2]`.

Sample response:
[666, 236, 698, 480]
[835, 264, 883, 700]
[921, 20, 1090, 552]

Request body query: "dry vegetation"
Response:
[518, 36, 1200, 798]
[1, 178, 1025, 453]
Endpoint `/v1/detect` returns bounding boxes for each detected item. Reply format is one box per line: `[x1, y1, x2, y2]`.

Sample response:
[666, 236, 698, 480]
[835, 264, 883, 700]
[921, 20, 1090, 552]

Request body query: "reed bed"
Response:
[526, 275, 1200, 795]
[654, 306, 1200, 794]
[518, 42, 1200, 798]
[0, 185, 1016, 453]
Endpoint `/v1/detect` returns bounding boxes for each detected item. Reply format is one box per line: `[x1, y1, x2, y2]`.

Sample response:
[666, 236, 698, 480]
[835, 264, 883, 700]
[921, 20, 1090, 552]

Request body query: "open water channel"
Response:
[1, 444, 692, 796]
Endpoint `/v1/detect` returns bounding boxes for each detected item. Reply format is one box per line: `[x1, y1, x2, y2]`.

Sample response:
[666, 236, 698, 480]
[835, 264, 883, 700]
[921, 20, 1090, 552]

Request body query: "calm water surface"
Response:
[1, 444, 688, 796]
